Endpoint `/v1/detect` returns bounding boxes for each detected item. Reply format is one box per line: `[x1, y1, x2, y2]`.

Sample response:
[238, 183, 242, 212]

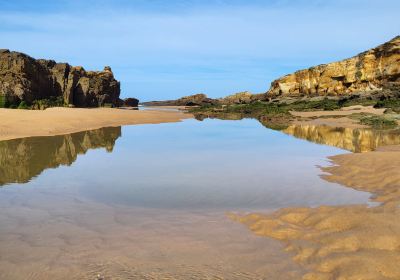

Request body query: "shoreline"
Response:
[0, 107, 192, 141]
[231, 144, 400, 279]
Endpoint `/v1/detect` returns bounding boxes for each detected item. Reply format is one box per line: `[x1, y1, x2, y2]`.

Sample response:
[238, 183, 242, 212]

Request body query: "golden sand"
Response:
[0, 107, 191, 141]
[231, 145, 400, 279]
[290, 105, 385, 118]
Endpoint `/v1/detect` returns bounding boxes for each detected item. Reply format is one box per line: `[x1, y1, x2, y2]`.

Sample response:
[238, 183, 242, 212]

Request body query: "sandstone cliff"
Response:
[267, 36, 400, 97]
[0, 49, 121, 107]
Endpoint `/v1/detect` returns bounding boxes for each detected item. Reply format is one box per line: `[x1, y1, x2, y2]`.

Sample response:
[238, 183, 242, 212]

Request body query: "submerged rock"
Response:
[0, 50, 121, 107]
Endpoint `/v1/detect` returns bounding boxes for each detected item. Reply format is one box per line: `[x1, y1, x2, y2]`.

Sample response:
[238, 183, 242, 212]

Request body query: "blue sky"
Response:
[1, 0, 399, 101]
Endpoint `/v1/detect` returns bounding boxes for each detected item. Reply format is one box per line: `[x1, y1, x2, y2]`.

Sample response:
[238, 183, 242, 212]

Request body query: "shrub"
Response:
[0, 95, 6, 108]
[359, 115, 398, 129]
[17, 101, 29, 109]
[374, 99, 400, 113]
[31, 96, 64, 110]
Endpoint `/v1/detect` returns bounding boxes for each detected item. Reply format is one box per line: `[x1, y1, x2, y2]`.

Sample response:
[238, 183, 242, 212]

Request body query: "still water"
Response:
[0, 118, 393, 279]
[0, 119, 372, 209]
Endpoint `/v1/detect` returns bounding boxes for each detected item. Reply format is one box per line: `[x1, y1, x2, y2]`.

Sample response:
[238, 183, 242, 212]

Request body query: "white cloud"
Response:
[0, 1, 399, 100]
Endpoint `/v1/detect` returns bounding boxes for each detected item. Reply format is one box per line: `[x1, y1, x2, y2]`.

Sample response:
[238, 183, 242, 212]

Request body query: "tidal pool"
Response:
[0, 118, 385, 279]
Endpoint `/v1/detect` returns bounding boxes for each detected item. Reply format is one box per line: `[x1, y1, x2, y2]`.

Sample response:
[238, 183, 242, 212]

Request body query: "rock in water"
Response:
[0, 50, 121, 107]
[267, 36, 400, 97]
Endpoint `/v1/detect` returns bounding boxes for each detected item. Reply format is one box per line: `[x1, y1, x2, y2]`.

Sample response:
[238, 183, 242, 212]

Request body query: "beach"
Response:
[0, 107, 191, 141]
[232, 145, 400, 279]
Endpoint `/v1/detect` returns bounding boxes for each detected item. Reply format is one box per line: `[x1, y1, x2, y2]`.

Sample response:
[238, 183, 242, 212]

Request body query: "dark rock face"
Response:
[123, 97, 139, 107]
[0, 50, 121, 107]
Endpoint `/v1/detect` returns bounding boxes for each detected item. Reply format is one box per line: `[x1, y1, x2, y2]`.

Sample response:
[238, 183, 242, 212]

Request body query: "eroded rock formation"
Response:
[0, 50, 121, 107]
[267, 36, 400, 97]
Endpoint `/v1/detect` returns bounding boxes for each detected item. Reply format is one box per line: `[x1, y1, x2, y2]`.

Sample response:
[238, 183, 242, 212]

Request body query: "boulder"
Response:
[123, 97, 139, 107]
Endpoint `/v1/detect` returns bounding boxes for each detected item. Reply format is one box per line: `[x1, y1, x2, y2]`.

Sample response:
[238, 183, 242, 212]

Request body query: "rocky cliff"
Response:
[0, 49, 121, 107]
[267, 36, 400, 97]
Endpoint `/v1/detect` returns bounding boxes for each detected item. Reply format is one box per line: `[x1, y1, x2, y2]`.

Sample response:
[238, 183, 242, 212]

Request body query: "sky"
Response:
[0, 0, 399, 101]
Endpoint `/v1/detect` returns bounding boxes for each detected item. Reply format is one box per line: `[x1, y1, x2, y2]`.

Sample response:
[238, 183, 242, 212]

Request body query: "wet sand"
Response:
[232, 145, 400, 279]
[0, 188, 306, 280]
[0, 107, 191, 141]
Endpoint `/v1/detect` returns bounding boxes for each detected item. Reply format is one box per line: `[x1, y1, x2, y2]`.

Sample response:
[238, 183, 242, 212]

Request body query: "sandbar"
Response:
[0, 107, 192, 141]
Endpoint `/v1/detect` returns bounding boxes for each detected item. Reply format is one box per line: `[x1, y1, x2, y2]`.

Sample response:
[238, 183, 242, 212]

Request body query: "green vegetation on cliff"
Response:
[0, 95, 6, 108]
[190, 96, 400, 129]
[374, 99, 400, 113]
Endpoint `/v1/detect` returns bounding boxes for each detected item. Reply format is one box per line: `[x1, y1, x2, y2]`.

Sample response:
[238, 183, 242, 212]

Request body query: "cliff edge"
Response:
[0, 49, 121, 107]
[267, 36, 400, 97]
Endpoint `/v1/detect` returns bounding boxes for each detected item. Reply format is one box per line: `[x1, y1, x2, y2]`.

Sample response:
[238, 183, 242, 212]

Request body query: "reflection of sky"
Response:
[9, 119, 372, 210]
[1, 1, 399, 100]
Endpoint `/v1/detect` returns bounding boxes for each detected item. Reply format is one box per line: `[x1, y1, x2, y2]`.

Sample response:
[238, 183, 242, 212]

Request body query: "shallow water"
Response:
[0, 119, 371, 209]
[0, 118, 381, 279]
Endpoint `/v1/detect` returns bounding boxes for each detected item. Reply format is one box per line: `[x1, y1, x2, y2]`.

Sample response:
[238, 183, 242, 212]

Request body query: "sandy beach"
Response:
[290, 105, 386, 118]
[232, 145, 400, 280]
[0, 107, 192, 141]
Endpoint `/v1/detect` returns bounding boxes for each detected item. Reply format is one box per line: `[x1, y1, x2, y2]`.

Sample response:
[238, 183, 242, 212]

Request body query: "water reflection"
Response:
[195, 113, 400, 153]
[0, 127, 121, 186]
[282, 125, 400, 153]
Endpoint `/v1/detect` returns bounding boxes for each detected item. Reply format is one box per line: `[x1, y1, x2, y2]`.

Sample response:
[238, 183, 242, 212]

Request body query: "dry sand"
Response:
[0, 107, 192, 141]
[288, 105, 389, 129]
[290, 105, 385, 118]
[231, 145, 400, 280]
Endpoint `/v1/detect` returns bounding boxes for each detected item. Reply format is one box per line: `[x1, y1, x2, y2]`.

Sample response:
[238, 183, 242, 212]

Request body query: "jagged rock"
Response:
[267, 36, 400, 97]
[0, 50, 121, 107]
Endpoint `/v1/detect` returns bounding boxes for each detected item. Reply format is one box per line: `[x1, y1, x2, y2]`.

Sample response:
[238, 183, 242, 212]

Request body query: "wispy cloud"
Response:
[0, 0, 399, 100]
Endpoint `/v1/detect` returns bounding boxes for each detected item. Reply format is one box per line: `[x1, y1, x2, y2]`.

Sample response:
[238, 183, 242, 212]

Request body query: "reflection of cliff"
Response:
[283, 125, 400, 153]
[0, 127, 121, 186]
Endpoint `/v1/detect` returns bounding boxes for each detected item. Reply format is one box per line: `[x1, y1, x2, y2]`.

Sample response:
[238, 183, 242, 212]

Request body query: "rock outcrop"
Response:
[122, 97, 139, 107]
[267, 36, 400, 97]
[142, 93, 217, 106]
[142, 92, 268, 107]
[219, 91, 266, 104]
[0, 50, 121, 107]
